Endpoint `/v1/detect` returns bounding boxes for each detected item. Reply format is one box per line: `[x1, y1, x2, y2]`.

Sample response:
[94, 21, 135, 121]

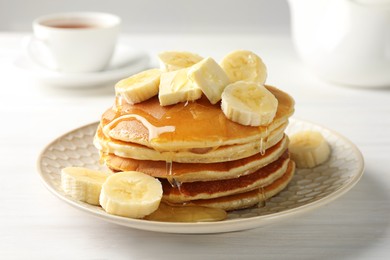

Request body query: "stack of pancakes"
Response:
[94, 85, 295, 211]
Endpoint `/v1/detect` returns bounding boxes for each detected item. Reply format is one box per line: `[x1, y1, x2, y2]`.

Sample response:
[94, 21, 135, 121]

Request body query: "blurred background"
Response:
[0, 0, 290, 34]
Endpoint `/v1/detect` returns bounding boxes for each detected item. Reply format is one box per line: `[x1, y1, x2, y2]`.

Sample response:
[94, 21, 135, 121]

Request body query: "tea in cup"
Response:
[28, 12, 121, 73]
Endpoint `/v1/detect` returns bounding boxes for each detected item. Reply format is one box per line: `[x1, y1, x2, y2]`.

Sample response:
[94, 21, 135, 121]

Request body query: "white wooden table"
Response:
[1, 32, 389, 259]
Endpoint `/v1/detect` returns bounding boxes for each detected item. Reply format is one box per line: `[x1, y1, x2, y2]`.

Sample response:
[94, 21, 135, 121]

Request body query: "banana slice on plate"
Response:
[61, 167, 110, 205]
[115, 68, 162, 105]
[221, 81, 278, 126]
[220, 50, 267, 84]
[188, 57, 230, 104]
[99, 171, 163, 219]
[158, 51, 203, 72]
[289, 131, 331, 168]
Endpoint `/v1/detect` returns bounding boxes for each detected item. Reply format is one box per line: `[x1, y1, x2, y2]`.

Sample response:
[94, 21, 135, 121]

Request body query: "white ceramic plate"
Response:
[37, 119, 364, 233]
[14, 42, 150, 88]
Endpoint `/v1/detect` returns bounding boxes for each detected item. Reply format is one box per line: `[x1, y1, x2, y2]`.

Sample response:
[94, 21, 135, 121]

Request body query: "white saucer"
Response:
[14, 43, 150, 88]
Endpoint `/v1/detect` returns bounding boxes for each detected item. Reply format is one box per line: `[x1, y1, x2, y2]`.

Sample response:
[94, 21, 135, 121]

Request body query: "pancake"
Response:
[162, 151, 291, 203]
[94, 83, 296, 212]
[187, 160, 295, 211]
[101, 135, 289, 182]
[94, 121, 287, 163]
[100, 86, 294, 151]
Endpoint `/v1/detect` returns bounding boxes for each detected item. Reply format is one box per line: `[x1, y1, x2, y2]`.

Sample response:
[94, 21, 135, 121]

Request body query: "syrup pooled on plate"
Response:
[144, 202, 227, 222]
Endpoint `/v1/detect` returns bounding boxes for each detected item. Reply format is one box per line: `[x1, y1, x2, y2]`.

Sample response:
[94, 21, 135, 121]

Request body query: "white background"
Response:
[0, 0, 290, 33]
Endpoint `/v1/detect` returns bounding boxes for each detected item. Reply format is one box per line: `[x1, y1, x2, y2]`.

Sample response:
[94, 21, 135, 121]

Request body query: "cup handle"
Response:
[24, 36, 58, 70]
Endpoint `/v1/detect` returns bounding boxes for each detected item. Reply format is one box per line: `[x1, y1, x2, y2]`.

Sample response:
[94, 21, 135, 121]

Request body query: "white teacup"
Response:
[27, 12, 121, 73]
[288, 0, 390, 87]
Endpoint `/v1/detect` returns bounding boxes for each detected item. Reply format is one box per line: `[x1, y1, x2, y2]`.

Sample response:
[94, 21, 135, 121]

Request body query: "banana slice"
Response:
[61, 167, 110, 205]
[158, 68, 202, 106]
[289, 131, 331, 168]
[115, 68, 162, 105]
[221, 81, 278, 126]
[99, 171, 163, 219]
[158, 51, 203, 72]
[220, 50, 267, 84]
[188, 57, 230, 104]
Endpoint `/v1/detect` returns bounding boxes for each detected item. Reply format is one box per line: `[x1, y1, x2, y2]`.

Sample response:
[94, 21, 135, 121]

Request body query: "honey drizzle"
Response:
[145, 202, 227, 222]
[107, 86, 294, 146]
[165, 153, 182, 192]
[114, 95, 124, 113]
[165, 160, 175, 187]
[108, 114, 176, 142]
[259, 126, 269, 156]
[260, 137, 265, 156]
[257, 186, 267, 208]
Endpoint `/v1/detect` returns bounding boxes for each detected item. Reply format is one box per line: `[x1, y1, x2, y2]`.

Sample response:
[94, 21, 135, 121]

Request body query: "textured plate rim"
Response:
[36, 119, 365, 234]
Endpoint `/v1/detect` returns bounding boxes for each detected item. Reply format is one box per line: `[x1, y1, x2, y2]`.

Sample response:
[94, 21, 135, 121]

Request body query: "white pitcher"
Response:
[287, 0, 390, 87]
